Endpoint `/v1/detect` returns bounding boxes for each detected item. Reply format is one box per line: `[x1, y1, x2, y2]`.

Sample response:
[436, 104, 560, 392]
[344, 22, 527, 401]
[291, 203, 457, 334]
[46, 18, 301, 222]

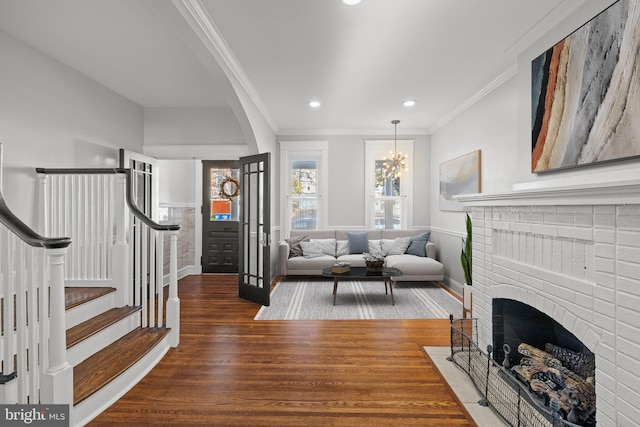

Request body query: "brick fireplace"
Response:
[457, 183, 640, 426]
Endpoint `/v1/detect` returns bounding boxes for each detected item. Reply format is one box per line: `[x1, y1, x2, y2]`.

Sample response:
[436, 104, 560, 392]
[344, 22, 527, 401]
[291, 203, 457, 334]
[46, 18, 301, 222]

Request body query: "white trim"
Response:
[278, 128, 430, 136]
[194, 161, 203, 275]
[364, 139, 414, 229]
[428, 65, 517, 134]
[428, 226, 465, 239]
[279, 141, 329, 238]
[172, 0, 279, 134]
[504, 0, 587, 58]
[143, 144, 250, 160]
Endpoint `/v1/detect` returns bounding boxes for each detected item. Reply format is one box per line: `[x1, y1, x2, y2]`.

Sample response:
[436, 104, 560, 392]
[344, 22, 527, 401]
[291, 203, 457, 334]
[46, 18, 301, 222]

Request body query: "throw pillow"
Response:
[300, 241, 325, 258]
[286, 234, 309, 258]
[347, 232, 369, 254]
[368, 240, 384, 258]
[405, 232, 431, 257]
[336, 240, 349, 257]
[310, 238, 337, 257]
[381, 237, 411, 256]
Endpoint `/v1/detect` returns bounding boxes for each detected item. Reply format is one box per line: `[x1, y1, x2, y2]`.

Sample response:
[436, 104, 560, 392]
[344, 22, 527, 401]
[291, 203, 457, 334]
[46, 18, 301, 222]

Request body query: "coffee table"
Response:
[322, 266, 403, 305]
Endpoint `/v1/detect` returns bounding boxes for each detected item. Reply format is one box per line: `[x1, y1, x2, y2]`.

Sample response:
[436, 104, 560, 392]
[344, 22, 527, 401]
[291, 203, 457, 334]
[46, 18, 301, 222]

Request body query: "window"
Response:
[373, 160, 403, 229]
[365, 140, 414, 229]
[290, 160, 318, 230]
[279, 141, 328, 237]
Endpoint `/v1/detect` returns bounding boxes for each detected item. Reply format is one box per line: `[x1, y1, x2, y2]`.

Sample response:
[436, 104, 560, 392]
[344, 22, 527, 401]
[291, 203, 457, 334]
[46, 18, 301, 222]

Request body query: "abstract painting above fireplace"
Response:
[531, 0, 640, 173]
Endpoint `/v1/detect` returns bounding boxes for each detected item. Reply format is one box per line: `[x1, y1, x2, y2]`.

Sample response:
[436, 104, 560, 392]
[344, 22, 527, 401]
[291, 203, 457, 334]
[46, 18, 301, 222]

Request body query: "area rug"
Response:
[254, 279, 462, 320]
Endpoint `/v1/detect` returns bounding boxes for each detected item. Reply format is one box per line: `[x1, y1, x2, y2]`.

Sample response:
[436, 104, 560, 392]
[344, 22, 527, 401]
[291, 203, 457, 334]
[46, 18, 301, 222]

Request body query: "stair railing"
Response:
[36, 167, 181, 347]
[0, 144, 73, 405]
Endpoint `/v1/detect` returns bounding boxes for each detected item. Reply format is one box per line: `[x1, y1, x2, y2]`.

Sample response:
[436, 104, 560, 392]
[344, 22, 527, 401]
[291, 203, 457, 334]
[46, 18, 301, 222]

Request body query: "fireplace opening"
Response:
[492, 299, 596, 426]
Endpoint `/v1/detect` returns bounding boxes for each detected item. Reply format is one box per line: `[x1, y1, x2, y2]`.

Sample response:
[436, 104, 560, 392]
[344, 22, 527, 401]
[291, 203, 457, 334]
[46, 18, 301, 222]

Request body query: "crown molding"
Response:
[427, 64, 517, 134]
[277, 128, 430, 137]
[173, 0, 279, 134]
[427, 0, 587, 135]
[504, 0, 587, 58]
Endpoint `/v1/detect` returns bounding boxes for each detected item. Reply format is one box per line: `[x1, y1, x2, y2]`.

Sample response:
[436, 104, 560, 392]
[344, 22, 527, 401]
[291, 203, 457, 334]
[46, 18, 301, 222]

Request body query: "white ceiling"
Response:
[0, 0, 580, 135]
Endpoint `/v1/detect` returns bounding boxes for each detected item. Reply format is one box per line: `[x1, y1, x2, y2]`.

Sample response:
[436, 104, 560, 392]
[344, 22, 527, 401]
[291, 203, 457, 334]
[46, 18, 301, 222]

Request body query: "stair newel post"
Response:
[166, 230, 180, 347]
[113, 172, 130, 307]
[40, 246, 73, 405]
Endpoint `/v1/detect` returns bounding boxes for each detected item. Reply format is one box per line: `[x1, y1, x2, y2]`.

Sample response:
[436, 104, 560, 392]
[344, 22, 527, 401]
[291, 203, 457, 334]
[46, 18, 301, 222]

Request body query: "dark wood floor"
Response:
[90, 275, 476, 426]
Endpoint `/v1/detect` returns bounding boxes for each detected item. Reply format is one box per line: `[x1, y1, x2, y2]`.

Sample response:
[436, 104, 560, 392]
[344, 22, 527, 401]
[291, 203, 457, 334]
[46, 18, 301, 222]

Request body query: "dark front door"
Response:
[238, 153, 270, 306]
[202, 161, 240, 273]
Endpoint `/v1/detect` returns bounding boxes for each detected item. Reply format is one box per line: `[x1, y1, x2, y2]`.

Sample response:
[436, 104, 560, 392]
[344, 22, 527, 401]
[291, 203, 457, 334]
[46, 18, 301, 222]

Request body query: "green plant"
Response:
[460, 213, 472, 285]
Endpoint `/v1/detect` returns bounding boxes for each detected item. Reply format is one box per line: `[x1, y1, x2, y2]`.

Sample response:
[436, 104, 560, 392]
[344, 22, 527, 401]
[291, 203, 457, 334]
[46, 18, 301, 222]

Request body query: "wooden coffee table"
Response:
[322, 266, 403, 305]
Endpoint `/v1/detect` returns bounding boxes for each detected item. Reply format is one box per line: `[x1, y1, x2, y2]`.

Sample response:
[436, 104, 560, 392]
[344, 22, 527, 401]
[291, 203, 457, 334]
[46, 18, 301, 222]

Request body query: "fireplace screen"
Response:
[450, 312, 595, 427]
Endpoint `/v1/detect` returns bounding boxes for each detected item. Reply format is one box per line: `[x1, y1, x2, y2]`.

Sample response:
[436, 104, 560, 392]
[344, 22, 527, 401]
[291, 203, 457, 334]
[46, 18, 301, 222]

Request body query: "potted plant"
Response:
[460, 213, 472, 317]
[363, 252, 385, 272]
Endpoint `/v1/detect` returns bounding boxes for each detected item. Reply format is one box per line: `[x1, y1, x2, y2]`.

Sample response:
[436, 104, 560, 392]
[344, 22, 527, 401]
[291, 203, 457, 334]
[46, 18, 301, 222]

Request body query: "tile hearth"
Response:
[425, 346, 507, 427]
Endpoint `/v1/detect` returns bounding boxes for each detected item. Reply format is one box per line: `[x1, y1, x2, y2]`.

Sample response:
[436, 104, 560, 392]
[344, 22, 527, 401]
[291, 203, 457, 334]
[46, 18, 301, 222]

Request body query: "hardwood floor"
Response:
[90, 275, 476, 426]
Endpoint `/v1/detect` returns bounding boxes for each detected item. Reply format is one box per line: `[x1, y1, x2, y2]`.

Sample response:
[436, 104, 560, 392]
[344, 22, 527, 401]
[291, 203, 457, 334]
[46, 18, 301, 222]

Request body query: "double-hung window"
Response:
[365, 140, 414, 229]
[279, 141, 328, 237]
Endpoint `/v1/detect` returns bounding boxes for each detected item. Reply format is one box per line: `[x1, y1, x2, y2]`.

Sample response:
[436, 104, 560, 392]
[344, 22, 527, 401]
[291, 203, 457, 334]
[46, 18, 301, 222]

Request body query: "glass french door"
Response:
[238, 153, 270, 306]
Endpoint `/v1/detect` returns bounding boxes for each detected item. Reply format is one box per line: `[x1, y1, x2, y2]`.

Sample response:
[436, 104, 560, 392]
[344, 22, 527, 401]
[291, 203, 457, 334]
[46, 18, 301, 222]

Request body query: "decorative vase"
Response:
[365, 262, 384, 272]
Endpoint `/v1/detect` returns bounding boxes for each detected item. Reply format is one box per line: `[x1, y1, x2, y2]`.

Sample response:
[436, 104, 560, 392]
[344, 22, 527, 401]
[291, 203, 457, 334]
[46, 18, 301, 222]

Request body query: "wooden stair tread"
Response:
[66, 306, 141, 348]
[73, 327, 170, 406]
[65, 287, 116, 310]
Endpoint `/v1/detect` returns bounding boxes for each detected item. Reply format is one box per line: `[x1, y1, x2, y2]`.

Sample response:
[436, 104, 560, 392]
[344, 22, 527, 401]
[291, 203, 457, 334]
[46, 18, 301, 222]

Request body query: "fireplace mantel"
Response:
[455, 178, 640, 206]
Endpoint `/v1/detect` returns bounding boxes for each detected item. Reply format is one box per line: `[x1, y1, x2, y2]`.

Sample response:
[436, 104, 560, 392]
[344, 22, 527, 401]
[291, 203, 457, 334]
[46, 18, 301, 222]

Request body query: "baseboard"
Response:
[163, 265, 197, 286]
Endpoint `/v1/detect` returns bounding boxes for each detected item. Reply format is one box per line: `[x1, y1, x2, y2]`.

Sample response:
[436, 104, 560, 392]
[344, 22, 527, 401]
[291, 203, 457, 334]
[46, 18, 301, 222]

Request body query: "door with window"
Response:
[238, 153, 270, 306]
[202, 161, 240, 273]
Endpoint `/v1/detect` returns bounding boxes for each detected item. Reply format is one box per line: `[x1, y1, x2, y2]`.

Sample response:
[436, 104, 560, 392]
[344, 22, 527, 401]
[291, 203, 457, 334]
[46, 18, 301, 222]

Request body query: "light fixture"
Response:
[308, 100, 321, 108]
[340, 0, 362, 5]
[382, 120, 408, 180]
[403, 99, 416, 107]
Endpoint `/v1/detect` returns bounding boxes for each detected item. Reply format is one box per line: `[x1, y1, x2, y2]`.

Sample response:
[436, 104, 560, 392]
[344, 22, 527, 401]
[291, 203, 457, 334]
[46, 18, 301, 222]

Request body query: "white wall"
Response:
[0, 31, 143, 228]
[144, 107, 245, 145]
[157, 159, 198, 206]
[429, 0, 640, 292]
[429, 76, 518, 289]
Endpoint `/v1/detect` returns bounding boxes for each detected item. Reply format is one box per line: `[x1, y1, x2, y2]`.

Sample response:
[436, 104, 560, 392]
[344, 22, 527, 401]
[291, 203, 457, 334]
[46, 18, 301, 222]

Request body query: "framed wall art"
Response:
[531, 0, 640, 173]
[439, 150, 481, 212]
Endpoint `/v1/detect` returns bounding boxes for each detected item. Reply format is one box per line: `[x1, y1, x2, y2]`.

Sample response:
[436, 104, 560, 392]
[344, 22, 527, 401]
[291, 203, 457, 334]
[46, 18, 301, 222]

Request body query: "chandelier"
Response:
[382, 119, 407, 180]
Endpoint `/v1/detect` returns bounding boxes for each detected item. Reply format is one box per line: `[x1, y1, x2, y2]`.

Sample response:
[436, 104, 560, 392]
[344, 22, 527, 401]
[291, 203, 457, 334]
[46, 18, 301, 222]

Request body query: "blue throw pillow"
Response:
[405, 232, 431, 257]
[347, 232, 370, 254]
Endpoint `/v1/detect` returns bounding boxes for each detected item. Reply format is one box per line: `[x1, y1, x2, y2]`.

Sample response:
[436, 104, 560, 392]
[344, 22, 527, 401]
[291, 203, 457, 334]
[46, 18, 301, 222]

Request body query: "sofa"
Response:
[278, 229, 444, 282]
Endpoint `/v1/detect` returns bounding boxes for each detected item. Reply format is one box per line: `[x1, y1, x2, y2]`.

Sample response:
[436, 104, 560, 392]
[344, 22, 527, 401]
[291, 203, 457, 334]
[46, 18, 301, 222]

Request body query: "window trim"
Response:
[364, 139, 414, 230]
[279, 141, 329, 237]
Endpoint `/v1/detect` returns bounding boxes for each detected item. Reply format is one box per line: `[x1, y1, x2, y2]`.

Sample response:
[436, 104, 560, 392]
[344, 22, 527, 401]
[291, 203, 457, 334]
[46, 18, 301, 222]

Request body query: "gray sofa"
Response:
[278, 229, 444, 282]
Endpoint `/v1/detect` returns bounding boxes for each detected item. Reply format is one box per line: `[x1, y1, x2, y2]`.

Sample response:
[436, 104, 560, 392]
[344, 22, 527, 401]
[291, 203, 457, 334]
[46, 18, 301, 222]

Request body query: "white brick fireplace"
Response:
[457, 181, 640, 426]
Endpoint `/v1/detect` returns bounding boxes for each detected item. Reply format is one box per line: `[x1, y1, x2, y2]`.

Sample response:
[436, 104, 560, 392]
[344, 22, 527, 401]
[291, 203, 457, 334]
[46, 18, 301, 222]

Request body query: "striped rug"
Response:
[254, 279, 462, 320]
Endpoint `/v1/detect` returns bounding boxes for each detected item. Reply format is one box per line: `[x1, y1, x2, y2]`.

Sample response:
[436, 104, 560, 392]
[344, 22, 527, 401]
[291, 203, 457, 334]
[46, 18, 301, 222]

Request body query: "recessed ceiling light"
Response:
[340, 0, 363, 6]
[308, 100, 321, 108]
[403, 100, 416, 107]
